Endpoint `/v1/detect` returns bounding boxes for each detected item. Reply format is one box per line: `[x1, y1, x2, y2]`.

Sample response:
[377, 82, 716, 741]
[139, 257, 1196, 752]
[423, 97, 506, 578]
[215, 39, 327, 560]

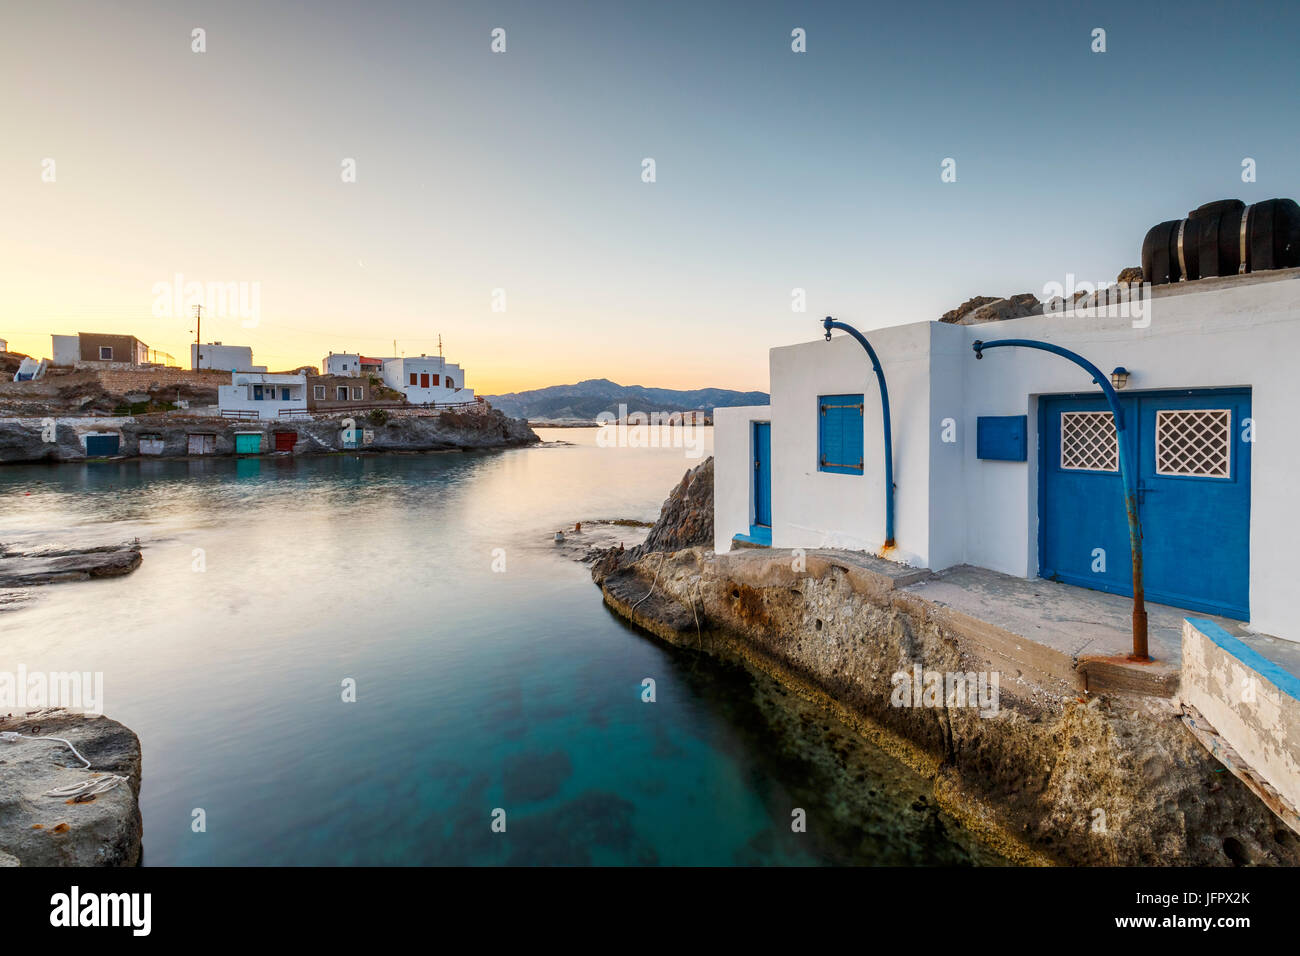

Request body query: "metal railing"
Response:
[312, 400, 483, 416]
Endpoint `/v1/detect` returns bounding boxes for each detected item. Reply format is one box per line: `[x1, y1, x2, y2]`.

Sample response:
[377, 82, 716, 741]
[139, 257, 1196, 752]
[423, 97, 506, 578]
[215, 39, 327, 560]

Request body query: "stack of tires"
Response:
[1142, 198, 1300, 285]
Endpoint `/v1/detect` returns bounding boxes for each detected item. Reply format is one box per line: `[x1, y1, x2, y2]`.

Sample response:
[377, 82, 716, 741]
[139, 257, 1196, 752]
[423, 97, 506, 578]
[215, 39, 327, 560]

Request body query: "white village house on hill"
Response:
[714, 268, 1300, 644]
[321, 351, 474, 405]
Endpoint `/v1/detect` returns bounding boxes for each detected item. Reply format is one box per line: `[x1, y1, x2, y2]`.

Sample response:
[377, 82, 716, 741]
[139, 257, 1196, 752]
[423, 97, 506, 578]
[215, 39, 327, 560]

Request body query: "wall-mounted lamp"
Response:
[1110, 367, 1130, 390]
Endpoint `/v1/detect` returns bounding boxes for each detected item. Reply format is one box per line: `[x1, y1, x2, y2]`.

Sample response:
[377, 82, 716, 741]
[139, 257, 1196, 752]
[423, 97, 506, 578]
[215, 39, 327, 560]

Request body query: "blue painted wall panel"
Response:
[977, 415, 1027, 461]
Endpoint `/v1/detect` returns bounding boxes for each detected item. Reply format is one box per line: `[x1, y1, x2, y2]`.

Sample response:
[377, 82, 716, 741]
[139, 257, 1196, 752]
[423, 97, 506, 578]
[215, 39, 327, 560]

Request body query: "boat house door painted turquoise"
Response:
[752, 422, 772, 540]
[1040, 388, 1251, 619]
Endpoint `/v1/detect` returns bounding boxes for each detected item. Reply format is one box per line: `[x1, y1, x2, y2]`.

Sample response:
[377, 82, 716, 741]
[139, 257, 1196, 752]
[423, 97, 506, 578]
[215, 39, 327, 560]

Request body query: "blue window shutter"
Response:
[819, 394, 864, 474]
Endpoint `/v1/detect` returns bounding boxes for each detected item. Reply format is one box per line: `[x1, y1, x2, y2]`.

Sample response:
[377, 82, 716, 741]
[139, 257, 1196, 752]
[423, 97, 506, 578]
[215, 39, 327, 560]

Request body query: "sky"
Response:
[1, 0, 1297, 394]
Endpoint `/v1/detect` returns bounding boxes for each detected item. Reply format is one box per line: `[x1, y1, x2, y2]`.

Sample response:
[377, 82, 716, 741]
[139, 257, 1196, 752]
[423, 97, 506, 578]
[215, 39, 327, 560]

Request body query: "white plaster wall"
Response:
[927, 323, 969, 572]
[324, 354, 362, 376]
[51, 335, 79, 365]
[767, 324, 933, 567]
[713, 404, 769, 552]
[193, 344, 257, 372]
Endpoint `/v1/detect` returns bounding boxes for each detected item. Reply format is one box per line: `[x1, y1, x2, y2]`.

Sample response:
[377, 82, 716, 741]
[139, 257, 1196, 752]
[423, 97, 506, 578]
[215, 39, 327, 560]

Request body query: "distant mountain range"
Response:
[482, 378, 769, 421]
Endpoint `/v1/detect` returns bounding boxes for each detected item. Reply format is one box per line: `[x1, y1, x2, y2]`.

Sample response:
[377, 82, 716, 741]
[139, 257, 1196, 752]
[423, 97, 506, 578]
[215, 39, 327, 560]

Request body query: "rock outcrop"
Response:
[940, 293, 1043, 325]
[0, 711, 143, 866]
[0, 543, 142, 588]
[591, 456, 713, 581]
[640, 456, 714, 553]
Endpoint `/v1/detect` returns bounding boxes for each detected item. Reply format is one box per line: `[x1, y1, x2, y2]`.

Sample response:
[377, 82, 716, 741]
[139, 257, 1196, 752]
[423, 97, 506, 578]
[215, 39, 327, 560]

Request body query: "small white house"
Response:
[715, 269, 1300, 643]
[192, 343, 265, 372]
[323, 352, 362, 377]
[382, 355, 474, 405]
[218, 372, 308, 420]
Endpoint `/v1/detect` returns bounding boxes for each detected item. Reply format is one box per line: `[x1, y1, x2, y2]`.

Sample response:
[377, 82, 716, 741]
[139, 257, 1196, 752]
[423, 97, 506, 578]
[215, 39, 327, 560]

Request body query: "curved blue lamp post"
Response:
[823, 317, 895, 548]
[971, 338, 1148, 661]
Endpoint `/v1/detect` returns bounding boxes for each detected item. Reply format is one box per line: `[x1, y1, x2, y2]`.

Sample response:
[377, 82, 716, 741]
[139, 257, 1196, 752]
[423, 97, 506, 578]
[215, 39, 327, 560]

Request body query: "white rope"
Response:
[0, 730, 128, 798]
[630, 553, 667, 613]
[45, 776, 128, 799]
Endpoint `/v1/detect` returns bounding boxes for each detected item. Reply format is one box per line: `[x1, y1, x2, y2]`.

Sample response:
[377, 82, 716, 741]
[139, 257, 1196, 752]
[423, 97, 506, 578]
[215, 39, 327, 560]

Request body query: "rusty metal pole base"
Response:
[1129, 606, 1150, 662]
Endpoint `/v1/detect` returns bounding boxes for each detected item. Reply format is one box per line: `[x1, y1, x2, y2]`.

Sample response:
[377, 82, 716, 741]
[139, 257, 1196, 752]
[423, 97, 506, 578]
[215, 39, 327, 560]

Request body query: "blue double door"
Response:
[1040, 389, 1251, 619]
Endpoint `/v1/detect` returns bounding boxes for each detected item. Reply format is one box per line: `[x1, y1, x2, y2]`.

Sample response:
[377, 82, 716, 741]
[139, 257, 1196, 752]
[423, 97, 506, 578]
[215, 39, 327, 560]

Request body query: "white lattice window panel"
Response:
[1060, 411, 1118, 471]
[1156, 409, 1231, 477]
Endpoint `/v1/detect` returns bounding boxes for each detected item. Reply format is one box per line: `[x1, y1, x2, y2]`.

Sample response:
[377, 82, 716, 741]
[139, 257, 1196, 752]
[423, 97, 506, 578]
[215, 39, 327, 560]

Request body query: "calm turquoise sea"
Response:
[0, 428, 1003, 865]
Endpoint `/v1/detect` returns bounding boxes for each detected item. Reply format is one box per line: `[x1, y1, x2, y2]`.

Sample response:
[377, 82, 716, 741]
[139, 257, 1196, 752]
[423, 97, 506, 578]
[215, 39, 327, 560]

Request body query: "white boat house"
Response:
[714, 269, 1300, 643]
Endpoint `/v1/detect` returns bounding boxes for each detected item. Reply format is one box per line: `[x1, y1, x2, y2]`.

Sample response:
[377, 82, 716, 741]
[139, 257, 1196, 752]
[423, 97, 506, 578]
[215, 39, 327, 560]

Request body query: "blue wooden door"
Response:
[753, 422, 772, 529]
[1041, 389, 1251, 619]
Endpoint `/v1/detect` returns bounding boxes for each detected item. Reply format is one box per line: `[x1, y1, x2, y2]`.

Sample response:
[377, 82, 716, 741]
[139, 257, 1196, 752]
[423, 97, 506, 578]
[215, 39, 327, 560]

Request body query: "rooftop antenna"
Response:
[438, 334, 443, 365]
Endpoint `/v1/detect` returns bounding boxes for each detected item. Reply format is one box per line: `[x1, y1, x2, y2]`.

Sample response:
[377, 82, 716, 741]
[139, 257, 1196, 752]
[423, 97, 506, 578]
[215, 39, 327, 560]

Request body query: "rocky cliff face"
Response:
[0, 409, 537, 464]
[590, 456, 712, 580]
[641, 456, 713, 553]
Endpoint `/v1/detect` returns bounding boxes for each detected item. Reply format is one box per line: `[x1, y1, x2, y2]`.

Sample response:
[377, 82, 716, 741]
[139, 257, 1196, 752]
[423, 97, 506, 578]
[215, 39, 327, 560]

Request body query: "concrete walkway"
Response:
[789, 549, 1299, 697]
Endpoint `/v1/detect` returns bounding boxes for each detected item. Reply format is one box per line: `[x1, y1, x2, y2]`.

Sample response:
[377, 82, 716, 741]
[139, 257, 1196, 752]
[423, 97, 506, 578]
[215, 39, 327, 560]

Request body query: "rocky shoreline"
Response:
[0, 409, 538, 464]
[589, 458, 1300, 866]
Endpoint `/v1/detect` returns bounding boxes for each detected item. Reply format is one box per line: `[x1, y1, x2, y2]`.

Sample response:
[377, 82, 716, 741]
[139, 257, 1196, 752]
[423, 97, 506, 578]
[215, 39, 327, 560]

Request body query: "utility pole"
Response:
[192, 305, 202, 370]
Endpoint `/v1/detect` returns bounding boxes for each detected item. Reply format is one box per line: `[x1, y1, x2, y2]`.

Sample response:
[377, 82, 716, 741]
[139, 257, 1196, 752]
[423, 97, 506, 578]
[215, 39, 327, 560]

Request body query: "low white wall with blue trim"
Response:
[1181, 617, 1300, 813]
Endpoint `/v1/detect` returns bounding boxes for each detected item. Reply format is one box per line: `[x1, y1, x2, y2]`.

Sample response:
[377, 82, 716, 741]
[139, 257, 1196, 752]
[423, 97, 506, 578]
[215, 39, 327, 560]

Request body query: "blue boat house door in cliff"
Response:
[751, 421, 772, 545]
[1040, 388, 1251, 619]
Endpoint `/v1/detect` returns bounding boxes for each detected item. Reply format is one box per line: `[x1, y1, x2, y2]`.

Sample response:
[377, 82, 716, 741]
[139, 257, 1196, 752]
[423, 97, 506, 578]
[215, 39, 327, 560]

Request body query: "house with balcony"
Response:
[218, 371, 309, 420]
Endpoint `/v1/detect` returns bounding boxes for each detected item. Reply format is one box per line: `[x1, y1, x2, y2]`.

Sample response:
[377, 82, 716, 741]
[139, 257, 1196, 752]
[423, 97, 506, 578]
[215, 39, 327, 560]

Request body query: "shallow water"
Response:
[0, 428, 1004, 865]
